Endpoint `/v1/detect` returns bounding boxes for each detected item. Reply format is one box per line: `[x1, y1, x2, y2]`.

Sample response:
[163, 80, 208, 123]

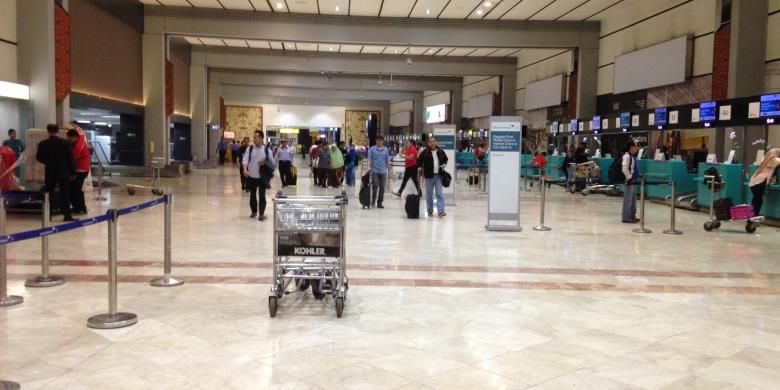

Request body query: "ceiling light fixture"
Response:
[426, 9, 430, 15]
[390, 74, 394, 87]
[330, 47, 334, 51]
[335, 5, 340, 11]
[476, 9, 484, 15]
[484, 1, 492, 7]
[378, 73, 383, 86]
[276, 2, 283, 9]
[394, 49, 398, 54]
[406, 57, 413, 66]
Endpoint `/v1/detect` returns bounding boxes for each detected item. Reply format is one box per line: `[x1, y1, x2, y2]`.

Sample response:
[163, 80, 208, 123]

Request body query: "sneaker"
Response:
[392, 191, 401, 197]
[250, 213, 257, 218]
[377, 204, 384, 209]
[438, 211, 447, 217]
[258, 215, 266, 221]
[622, 220, 638, 224]
[427, 212, 433, 217]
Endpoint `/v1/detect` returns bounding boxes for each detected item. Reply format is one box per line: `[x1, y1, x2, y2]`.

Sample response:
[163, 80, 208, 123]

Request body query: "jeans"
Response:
[70, 172, 88, 213]
[317, 167, 329, 187]
[371, 172, 386, 205]
[345, 165, 355, 186]
[247, 177, 267, 215]
[398, 167, 421, 195]
[218, 150, 226, 165]
[622, 184, 637, 221]
[751, 181, 768, 215]
[425, 174, 445, 214]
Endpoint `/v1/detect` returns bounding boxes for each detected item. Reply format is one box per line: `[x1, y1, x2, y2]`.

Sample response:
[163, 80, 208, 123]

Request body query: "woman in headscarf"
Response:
[330, 143, 344, 187]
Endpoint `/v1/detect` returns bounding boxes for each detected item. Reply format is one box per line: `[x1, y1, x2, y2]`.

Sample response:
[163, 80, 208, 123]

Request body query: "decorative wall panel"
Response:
[54, 5, 70, 101]
[225, 105, 262, 141]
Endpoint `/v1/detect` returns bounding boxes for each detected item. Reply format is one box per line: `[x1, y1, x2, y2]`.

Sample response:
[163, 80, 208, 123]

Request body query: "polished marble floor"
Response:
[2, 165, 780, 389]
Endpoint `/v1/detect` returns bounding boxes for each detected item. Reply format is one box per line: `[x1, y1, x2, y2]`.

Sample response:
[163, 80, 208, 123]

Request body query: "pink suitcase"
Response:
[729, 205, 754, 220]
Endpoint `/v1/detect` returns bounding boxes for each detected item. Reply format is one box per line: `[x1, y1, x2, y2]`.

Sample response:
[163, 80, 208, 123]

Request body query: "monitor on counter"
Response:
[592, 116, 601, 130]
[699, 101, 717, 122]
[620, 112, 631, 129]
[551, 121, 559, 133]
[654, 108, 668, 128]
[570, 119, 578, 132]
[760, 94, 780, 118]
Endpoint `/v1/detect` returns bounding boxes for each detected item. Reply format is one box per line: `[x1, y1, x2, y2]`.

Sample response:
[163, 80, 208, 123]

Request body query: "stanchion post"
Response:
[533, 176, 551, 231]
[0, 197, 23, 307]
[87, 209, 137, 329]
[632, 176, 652, 234]
[663, 181, 683, 235]
[25, 192, 65, 287]
[151, 194, 183, 287]
[0, 380, 20, 390]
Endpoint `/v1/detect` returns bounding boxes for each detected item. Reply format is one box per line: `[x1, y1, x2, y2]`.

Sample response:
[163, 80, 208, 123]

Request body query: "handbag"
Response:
[440, 168, 452, 188]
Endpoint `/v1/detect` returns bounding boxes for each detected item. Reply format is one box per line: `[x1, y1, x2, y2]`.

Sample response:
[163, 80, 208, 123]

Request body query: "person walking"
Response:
[216, 138, 227, 165]
[367, 136, 391, 208]
[67, 129, 90, 215]
[417, 137, 449, 217]
[238, 137, 249, 191]
[345, 143, 357, 187]
[242, 131, 275, 220]
[330, 143, 344, 187]
[621, 141, 640, 223]
[749, 148, 780, 216]
[3, 129, 24, 178]
[275, 139, 294, 187]
[310, 141, 320, 186]
[393, 139, 421, 197]
[317, 141, 331, 188]
[36, 124, 77, 221]
[231, 141, 239, 166]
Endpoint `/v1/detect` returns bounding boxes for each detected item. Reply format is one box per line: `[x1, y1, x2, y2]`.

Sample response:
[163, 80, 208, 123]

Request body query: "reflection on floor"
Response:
[2, 166, 780, 389]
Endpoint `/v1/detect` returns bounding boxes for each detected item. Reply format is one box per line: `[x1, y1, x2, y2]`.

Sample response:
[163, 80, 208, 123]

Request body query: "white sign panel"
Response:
[615, 118, 621, 128]
[602, 118, 609, 130]
[433, 124, 457, 206]
[648, 113, 655, 126]
[691, 108, 700, 123]
[486, 117, 523, 232]
[578, 122, 584, 131]
[425, 104, 447, 124]
[719, 105, 732, 121]
[631, 115, 640, 127]
[669, 110, 679, 124]
[748, 102, 760, 118]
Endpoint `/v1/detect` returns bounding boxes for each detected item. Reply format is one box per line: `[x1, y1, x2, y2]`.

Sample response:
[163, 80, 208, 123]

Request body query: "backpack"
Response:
[703, 166, 724, 191]
[608, 155, 627, 184]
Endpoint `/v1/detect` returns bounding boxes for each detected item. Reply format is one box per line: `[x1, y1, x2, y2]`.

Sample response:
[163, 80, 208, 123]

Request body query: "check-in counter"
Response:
[744, 165, 780, 219]
[592, 158, 614, 184]
[546, 156, 566, 179]
[639, 160, 697, 199]
[520, 154, 536, 177]
[695, 163, 744, 207]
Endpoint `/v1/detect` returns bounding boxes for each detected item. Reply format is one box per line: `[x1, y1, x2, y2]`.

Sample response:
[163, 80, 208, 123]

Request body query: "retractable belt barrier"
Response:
[632, 178, 683, 235]
[0, 193, 183, 328]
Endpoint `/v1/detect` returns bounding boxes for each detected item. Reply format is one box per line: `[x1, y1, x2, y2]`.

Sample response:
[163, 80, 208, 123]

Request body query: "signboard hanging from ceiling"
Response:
[425, 104, 447, 124]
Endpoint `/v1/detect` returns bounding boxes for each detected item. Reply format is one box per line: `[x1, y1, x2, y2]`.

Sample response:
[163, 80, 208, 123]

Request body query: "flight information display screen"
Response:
[699, 101, 717, 122]
[620, 112, 631, 128]
[654, 108, 667, 126]
[592, 116, 601, 130]
[760, 94, 780, 117]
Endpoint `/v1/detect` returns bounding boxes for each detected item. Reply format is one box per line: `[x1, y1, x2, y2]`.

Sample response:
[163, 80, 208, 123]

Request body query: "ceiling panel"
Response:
[407, 47, 431, 55]
[187, 0, 223, 8]
[466, 0, 503, 19]
[318, 0, 350, 15]
[339, 44, 362, 53]
[222, 38, 249, 47]
[219, 0, 255, 10]
[361, 45, 386, 54]
[287, 0, 318, 13]
[487, 48, 520, 57]
[349, 0, 383, 16]
[557, 0, 621, 21]
[317, 44, 341, 52]
[283, 42, 297, 50]
[529, 0, 589, 20]
[379, 0, 416, 17]
[247, 40, 271, 49]
[478, 0, 519, 19]
[436, 48, 456, 56]
[267, 0, 288, 12]
[439, 0, 482, 19]
[199, 37, 226, 45]
[139, 0, 161, 5]
[383, 46, 408, 55]
[269, 41, 284, 50]
[248, 0, 271, 11]
[296, 42, 318, 51]
[424, 47, 444, 55]
[408, 0, 449, 18]
[447, 47, 475, 56]
[467, 48, 499, 56]
[500, 0, 553, 20]
[183, 36, 203, 45]
[157, 0, 191, 6]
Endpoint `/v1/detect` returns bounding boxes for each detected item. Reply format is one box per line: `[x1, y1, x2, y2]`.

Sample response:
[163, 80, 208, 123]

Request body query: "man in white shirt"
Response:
[274, 139, 294, 187]
[242, 131, 275, 220]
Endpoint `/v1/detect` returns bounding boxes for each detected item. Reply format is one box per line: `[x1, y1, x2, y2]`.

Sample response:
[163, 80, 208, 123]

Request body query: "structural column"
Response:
[727, 0, 768, 98]
[207, 81, 221, 165]
[143, 33, 168, 165]
[451, 83, 463, 128]
[17, 0, 56, 128]
[189, 64, 207, 163]
[576, 42, 599, 118]
[500, 67, 517, 117]
[412, 92, 424, 135]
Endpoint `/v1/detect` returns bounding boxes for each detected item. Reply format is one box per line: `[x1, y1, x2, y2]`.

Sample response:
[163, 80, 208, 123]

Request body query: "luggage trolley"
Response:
[702, 175, 764, 233]
[127, 157, 165, 196]
[269, 192, 349, 317]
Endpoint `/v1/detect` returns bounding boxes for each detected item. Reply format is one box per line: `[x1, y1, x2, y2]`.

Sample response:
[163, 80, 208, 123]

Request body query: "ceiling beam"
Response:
[210, 70, 463, 92]
[220, 85, 420, 101]
[145, 6, 599, 49]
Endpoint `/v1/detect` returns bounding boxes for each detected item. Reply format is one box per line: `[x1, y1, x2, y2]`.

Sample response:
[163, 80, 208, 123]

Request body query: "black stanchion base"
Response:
[87, 312, 137, 329]
[0, 380, 21, 390]
[150, 275, 184, 287]
[24, 275, 65, 288]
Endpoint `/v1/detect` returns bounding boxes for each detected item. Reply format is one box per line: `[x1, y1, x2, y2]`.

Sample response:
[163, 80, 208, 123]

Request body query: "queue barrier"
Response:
[632, 177, 683, 235]
[0, 193, 183, 329]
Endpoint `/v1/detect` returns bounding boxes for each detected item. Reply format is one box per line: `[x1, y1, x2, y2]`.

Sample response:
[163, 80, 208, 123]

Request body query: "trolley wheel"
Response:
[704, 221, 715, 231]
[714, 221, 722, 229]
[569, 186, 576, 194]
[296, 279, 310, 291]
[268, 296, 278, 318]
[581, 190, 589, 196]
[311, 280, 326, 300]
[127, 188, 136, 196]
[745, 222, 758, 234]
[335, 297, 344, 318]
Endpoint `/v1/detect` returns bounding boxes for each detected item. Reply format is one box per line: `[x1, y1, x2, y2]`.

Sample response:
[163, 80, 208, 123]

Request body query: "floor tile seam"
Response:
[250, 359, 326, 389]
[9, 273, 780, 295]
[472, 365, 534, 388]
[8, 258, 780, 280]
[360, 359, 437, 385]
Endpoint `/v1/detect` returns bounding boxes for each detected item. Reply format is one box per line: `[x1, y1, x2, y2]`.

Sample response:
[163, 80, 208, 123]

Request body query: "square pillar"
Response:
[17, 0, 56, 128]
[189, 64, 207, 163]
[143, 33, 168, 165]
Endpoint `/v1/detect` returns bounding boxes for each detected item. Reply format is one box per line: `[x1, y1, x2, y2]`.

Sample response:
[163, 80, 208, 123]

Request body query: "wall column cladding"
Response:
[712, 23, 730, 100]
[142, 33, 168, 164]
[727, 0, 769, 97]
[17, 0, 56, 128]
[165, 59, 174, 117]
[567, 71, 578, 119]
[54, 5, 70, 102]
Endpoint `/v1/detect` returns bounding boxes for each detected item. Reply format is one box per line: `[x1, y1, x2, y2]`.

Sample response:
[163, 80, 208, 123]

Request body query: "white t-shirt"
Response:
[432, 148, 439, 173]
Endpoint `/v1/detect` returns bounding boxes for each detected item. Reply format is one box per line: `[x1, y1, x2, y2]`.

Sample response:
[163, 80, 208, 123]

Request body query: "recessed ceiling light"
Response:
[287, 44, 293, 48]
[329, 47, 334, 51]
[484, 1, 492, 7]
[276, 2, 283, 9]
[394, 49, 398, 54]
[426, 9, 430, 15]
[335, 5, 340, 11]
[476, 9, 484, 15]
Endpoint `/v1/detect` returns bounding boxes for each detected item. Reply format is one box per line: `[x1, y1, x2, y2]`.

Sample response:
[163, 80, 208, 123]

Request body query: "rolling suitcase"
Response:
[287, 166, 298, 186]
[359, 172, 372, 208]
[405, 194, 420, 219]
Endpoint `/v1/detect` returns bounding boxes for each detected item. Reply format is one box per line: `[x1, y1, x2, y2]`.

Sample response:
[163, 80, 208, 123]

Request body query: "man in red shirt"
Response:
[393, 140, 421, 197]
[67, 129, 91, 215]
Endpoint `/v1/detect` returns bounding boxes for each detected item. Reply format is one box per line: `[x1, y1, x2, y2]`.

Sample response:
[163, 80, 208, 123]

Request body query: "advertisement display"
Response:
[620, 112, 631, 129]
[486, 117, 523, 232]
[425, 104, 447, 124]
[433, 125, 457, 206]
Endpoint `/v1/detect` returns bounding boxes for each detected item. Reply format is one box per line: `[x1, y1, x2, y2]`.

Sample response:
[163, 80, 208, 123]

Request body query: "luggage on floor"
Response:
[359, 185, 371, 208]
[730, 204, 754, 220]
[287, 166, 298, 186]
[714, 197, 734, 221]
[468, 175, 479, 185]
[405, 194, 420, 219]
